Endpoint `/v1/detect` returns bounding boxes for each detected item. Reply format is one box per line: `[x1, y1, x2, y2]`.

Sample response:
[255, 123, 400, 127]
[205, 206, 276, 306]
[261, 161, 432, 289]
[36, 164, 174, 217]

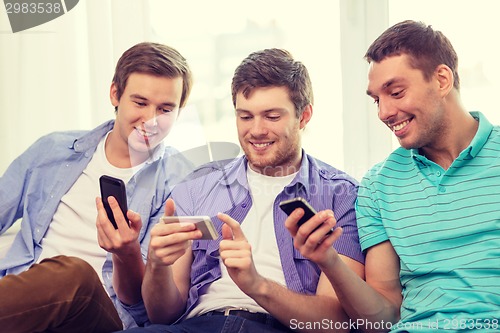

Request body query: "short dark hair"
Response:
[112, 42, 193, 108]
[231, 48, 313, 117]
[365, 20, 460, 91]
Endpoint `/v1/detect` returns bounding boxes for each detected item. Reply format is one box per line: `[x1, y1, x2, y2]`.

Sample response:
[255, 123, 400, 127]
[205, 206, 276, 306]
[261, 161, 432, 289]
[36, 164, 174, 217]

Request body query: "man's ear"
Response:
[435, 64, 454, 97]
[299, 104, 313, 129]
[110, 82, 119, 108]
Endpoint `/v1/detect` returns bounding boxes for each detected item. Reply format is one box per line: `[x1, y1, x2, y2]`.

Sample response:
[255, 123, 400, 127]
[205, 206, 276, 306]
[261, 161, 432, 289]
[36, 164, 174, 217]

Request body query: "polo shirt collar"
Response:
[410, 111, 492, 162]
[467, 111, 493, 158]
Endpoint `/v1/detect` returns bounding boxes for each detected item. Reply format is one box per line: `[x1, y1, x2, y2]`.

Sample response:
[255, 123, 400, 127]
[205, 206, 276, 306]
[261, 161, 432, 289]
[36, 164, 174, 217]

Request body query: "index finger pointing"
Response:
[217, 213, 246, 241]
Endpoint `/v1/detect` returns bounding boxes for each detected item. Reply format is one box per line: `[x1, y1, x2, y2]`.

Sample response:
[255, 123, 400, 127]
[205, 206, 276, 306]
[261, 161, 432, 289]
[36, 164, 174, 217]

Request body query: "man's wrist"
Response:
[246, 275, 270, 299]
[113, 242, 142, 263]
[317, 251, 342, 274]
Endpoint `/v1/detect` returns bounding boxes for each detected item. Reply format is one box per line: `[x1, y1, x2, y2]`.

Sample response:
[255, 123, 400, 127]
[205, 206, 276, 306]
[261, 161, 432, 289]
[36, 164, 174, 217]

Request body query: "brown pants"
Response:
[0, 255, 123, 333]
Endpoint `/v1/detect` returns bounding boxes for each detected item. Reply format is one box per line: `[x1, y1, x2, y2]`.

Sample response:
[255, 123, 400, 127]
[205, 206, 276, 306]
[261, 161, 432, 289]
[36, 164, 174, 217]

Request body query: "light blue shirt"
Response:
[356, 112, 500, 332]
[0, 120, 193, 328]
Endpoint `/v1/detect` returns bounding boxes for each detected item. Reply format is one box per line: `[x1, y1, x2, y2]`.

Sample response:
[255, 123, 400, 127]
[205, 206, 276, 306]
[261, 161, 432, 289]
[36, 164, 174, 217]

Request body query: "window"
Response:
[389, 0, 500, 148]
[149, 0, 346, 169]
[4, 1, 494, 178]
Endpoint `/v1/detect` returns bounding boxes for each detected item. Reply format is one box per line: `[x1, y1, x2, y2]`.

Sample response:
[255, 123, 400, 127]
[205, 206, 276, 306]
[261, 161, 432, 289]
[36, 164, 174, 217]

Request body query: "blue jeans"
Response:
[119, 315, 293, 333]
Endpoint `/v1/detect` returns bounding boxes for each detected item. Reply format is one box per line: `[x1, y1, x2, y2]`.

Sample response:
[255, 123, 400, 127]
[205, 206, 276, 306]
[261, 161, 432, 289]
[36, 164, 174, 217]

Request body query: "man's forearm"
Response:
[319, 258, 400, 333]
[112, 249, 145, 305]
[142, 262, 186, 324]
[248, 278, 351, 333]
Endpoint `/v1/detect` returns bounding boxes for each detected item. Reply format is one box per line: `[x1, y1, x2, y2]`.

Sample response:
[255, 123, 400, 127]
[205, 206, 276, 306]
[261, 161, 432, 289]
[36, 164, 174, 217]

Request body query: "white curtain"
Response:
[0, 0, 152, 174]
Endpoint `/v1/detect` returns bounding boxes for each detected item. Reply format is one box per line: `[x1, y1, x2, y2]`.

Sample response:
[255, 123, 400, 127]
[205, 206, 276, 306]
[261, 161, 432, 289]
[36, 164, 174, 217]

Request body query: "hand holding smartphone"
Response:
[279, 197, 333, 235]
[99, 175, 129, 229]
[160, 216, 218, 240]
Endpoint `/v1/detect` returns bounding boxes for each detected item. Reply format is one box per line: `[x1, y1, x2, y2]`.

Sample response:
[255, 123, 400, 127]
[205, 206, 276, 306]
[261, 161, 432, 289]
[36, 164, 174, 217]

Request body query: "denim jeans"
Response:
[119, 315, 293, 333]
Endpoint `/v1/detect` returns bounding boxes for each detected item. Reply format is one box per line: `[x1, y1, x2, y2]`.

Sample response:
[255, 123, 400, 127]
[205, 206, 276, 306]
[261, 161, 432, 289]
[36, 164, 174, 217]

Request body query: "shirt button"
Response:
[436, 171, 442, 177]
[241, 203, 247, 208]
[439, 186, 446, 193]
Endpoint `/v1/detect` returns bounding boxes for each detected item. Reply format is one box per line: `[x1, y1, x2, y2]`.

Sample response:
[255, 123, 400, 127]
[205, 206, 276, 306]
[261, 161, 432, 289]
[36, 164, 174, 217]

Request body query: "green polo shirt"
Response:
[356, 112, 500, 332]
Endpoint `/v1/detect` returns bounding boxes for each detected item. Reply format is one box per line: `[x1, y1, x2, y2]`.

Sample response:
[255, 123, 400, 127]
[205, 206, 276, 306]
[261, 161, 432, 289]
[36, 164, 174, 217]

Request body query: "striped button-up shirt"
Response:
[171, 151, 364, 322]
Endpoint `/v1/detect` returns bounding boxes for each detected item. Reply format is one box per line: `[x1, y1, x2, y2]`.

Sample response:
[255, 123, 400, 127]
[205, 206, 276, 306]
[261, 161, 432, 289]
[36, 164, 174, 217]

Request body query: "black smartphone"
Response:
[99, 175, 128, 229]
[279, 197, 334, 235]
[279, 197, 317, 227]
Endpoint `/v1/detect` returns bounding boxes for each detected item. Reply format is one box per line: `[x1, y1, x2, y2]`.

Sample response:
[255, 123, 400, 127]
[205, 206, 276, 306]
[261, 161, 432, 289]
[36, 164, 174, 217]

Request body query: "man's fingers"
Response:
[95, 196, 114, 231]
[218, 213, 246, 241]
[163, 198, 176, 217]
[284, 209, 302, 235]
[96, 196, 104, 211]
[126, 209, 142, 233]
[152, 221, 198, 238]
[222, 223, 233, 240]
[108, 196, 130, 229]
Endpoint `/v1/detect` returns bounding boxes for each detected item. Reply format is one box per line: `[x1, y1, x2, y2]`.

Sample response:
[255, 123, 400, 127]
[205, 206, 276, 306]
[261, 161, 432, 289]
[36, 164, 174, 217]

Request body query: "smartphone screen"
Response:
[99, 175, 128, 229]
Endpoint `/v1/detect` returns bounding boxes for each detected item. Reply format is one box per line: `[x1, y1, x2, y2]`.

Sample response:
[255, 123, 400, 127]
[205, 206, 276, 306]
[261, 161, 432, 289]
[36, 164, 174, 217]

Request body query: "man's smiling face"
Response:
[367, 54, 447, 150]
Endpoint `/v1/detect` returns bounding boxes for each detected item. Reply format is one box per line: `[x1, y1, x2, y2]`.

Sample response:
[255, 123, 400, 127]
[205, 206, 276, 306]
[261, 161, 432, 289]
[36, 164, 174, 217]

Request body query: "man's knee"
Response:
[42, 255, 101, 291]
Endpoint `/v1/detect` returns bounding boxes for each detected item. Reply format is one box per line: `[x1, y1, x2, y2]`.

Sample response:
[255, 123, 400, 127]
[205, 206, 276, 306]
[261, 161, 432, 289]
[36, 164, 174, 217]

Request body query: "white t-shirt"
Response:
[187, 167, 296, 317]
[37, 132, 137, 284]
